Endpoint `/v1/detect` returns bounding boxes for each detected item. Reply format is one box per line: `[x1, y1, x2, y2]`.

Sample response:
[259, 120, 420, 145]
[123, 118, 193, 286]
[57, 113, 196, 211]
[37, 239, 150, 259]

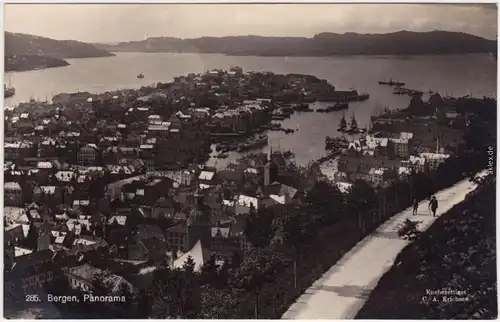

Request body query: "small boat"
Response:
[355, 92, 370, 101]
[331, 101, 349, 110]
[319, 101, 349, 113]
[4, 85, 15, 98]
[238, 134, 268, 152]
[137, 73, 145, 79]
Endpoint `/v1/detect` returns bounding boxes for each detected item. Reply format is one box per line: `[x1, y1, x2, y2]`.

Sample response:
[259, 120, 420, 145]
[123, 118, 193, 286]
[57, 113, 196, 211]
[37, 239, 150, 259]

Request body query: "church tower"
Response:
[264, 146, 279, 187]
[264, 148, 272, 186]
[186, 188, 212, 250]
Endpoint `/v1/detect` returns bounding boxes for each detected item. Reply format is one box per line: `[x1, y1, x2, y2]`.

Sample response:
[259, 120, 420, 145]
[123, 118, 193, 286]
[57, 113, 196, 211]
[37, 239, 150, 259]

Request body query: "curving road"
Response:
[282, 171, 487, 319]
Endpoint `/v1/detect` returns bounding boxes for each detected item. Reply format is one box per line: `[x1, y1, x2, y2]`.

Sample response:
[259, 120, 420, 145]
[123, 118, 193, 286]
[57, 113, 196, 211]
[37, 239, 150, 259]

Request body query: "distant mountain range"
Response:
[4, 30, 496, 72]
[94, 30, 497, 56]
[5, 32, 114, 72]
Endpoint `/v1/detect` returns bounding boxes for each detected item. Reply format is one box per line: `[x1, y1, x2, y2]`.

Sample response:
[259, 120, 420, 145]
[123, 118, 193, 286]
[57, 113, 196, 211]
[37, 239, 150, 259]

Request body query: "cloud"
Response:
[4, 3, 498, 42]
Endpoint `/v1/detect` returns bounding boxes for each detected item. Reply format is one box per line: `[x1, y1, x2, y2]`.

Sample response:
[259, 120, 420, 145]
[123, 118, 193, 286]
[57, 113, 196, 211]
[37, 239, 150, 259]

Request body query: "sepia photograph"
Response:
[3, 2, 497, 319]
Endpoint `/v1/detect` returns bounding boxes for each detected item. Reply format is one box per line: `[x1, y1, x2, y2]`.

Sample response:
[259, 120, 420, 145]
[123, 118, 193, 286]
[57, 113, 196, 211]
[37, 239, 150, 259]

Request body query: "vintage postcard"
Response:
[3, 2, 497, 319]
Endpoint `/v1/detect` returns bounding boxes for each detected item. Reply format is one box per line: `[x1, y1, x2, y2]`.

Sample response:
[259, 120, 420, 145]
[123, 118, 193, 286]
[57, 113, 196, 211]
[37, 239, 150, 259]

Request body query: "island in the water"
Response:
[94, 30, 497, 56]
[5, 32, 115, 72]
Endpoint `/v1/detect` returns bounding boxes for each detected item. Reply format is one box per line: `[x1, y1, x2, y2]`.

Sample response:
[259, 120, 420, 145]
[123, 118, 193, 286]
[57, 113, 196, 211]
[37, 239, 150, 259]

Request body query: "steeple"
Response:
[187, 187, 211, 250]
[194, 187, 203, 207]
[264, 146, 274, 187]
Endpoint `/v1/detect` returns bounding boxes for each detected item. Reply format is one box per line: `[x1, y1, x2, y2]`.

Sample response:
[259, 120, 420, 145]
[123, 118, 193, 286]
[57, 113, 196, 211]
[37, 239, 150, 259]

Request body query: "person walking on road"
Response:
[429, 196, 438, 217]
[412, 197, 419, 215]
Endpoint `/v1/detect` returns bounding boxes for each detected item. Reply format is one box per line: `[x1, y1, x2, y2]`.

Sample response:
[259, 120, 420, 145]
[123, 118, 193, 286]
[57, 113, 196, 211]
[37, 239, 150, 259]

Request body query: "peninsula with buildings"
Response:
[4, 67, 496, 319]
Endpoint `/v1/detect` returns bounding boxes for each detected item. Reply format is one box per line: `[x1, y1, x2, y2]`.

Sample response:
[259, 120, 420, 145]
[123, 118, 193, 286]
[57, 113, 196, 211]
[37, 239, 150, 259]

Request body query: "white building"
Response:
[419, 152, 450, 171]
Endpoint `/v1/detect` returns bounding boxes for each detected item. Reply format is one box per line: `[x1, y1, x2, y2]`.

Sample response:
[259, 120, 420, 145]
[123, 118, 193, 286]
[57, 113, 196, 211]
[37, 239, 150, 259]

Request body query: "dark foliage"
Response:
[357, 175, 496, 319]
[244, 206, 276, 248]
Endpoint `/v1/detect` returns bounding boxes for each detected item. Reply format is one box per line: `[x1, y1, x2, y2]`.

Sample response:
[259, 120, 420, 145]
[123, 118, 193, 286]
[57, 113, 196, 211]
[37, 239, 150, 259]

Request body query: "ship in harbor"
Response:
[344, 114, 367, 134]
[393, 87, 423, 96]
[137, 73, 145, 79]
[4, 76, 15, 98]
[317, 88, 371, 103]
[378, 79, 405, 87]
[347, 114, 358, 133]
[317, 101, 349, 113]
[338, 113, 347, 132]
[327, 101, 349, 111]
[237, 134, 269, 152]
[352, 92, 370, 101]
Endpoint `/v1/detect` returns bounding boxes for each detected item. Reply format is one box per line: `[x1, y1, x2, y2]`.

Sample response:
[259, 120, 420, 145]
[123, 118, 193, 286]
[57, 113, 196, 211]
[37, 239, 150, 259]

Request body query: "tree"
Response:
[198, 285, 239, 318]
[182, 255, 196, 274]
[24, 223, 39, 250]
[200, 255, 219, 286]
[230, 251, 242, 269]
[397, 219, 423, 241]
[306, 180, 344, 225]
[91, 270, 112, 295]
[272, 204, 315, 289]
[230, 248, 290, 318]
[215, 260, 231, 288]
[114, 282, 136, 317]
[149, 266, 181, 318]
[347, 180, 378, 233]
[244, 208, 275, 248]
[136, 288, 152, 318]
[180, 256, 201, 318]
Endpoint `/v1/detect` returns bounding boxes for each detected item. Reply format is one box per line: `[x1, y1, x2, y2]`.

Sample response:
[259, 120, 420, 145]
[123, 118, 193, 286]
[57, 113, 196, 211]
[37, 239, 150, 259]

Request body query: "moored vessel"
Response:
[379, 79, 405, 87]
[346, 114, 358, 134]
[338, 113, 347, 132]
[4, 76, 15, 98]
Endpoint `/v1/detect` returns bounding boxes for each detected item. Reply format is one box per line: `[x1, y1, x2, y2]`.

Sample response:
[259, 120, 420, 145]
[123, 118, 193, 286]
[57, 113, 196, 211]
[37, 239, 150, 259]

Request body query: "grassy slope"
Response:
[356, 177, 497, 319]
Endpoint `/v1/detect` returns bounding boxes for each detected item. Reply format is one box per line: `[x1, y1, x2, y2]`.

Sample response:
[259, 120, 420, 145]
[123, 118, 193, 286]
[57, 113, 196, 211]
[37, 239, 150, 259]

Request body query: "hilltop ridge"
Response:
[94, 30, 496, 56]
[5, 32, 115, 72]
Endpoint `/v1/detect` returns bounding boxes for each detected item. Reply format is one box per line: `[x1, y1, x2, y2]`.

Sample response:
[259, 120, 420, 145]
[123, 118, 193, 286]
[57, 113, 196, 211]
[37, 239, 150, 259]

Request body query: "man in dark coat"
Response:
[429, 196, 438, 217]
[412, 198, 419, 215]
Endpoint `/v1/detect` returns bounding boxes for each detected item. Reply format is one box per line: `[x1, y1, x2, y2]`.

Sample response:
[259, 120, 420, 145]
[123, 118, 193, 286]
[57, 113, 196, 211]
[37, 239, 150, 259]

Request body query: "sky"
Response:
[4, 3, 498, 43]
